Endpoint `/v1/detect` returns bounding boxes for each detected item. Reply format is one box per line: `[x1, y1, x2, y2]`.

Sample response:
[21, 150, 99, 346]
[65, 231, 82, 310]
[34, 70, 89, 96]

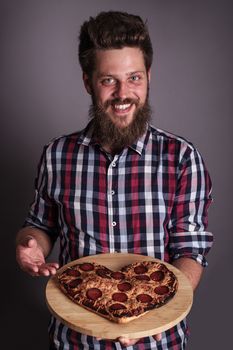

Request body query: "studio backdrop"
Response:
[1, 1, 232, 349]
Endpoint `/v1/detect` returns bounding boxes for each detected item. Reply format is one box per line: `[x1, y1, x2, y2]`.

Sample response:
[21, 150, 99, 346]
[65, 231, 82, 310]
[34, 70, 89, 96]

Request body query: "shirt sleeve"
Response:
[23, 145, 59, 243]
[168, 144, 213, 267]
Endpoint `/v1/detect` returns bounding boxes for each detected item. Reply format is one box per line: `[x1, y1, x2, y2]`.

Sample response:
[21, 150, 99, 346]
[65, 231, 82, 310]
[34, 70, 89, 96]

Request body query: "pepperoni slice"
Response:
[150, 271, 165, 282]
[117, 282, 132, 292]
[135, 275, 150, 281]
[86, 288, 102, 300]
[96, 268, 111, 278]
[112, 292, 128, 302]
[66, 269, 81, 277]
[154, 286, 169, 295]
[111, 272, 125, 280]
[69, 278, 82, 288]
[110, 303, 127, 311]
[134, 265, 148, 274]
[136, 294, 153, 303]
[80, 263, 94, 271]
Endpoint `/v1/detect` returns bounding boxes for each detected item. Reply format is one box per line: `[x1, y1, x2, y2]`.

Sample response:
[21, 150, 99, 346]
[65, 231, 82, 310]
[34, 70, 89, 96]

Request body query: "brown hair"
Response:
[78, 11, 153, 76]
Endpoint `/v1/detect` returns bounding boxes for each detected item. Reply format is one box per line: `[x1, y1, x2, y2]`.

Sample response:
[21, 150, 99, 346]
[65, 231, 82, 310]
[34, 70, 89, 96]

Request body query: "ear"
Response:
[147, 68, 151, 83]
[83, 73, 92, 95]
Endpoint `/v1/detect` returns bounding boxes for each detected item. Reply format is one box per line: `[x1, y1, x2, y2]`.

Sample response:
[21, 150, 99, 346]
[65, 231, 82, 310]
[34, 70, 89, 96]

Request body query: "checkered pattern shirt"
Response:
[24, 121, 213, 349]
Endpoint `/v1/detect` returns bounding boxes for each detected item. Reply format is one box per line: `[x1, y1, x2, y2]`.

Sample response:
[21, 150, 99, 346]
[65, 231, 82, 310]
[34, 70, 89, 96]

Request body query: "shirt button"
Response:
[112, 221, 117, 226]
[111, 190, 115, 195]
[112, 162, 116, 167]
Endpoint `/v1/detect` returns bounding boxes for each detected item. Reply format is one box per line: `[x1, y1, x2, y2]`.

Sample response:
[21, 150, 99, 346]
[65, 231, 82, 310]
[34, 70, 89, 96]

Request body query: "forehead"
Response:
[94, 47, 146, 76]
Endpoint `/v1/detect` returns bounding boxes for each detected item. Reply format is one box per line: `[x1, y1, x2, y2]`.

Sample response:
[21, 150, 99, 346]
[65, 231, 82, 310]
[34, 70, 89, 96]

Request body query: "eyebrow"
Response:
[97, 71, 146, 78]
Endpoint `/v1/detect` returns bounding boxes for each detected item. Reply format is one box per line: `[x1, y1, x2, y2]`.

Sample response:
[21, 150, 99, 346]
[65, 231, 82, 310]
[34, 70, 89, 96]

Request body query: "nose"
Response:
[113, 81, 129, 100]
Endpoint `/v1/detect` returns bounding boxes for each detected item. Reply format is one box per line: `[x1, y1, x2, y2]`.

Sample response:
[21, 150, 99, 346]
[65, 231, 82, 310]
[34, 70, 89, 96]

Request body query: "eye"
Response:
[101, 77, 116, 86]
[129, 75, 142, 83]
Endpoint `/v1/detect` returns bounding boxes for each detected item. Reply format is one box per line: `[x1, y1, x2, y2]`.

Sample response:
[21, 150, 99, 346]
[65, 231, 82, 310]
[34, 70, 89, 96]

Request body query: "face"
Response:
[84, 47, 150, 129]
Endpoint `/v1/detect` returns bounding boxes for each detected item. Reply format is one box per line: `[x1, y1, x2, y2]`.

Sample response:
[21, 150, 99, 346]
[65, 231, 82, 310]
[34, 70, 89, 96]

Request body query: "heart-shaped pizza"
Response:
[57, 260, 178, 323]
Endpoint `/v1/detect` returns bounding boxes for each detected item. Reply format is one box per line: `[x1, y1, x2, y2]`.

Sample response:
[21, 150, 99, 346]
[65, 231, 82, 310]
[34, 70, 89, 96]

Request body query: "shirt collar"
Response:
[77, 120, 151, 156]
[129, 123, 150, 155]
[77, 120, 95, 147]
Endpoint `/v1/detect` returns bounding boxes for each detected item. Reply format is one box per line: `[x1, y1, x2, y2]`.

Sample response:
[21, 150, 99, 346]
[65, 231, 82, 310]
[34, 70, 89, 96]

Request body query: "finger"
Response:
[118, 337, 140, 346]
[48, 262, 60, 270]
[45, 262, 59, 274]
[20, 262, 40, 276]
[21, 236, 37, 248]
[38, 263, 59, 276]
[42, 262, 59, 272]
[31, 267, 51, 277]
[153, 333, 162, 342]
[20, 260, 51, 276]
[27, 237, 37, 247]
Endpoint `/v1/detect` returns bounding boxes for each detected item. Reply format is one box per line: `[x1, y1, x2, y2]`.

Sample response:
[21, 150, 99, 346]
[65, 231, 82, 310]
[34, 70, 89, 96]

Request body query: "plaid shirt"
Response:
[24, 121, 213, 349]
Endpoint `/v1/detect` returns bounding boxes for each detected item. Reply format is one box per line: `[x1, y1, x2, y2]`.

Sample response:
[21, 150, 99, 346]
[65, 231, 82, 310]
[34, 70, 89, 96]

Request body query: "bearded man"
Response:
[16, 11, 213, 350]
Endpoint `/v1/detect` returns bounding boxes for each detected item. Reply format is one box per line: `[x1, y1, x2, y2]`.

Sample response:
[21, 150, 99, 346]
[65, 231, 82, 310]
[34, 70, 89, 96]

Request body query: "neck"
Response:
[101, 143, 122, 156]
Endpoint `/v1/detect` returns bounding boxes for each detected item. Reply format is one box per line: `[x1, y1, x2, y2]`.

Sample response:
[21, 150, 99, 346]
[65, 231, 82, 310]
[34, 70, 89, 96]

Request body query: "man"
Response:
[16, 11, 213, 350]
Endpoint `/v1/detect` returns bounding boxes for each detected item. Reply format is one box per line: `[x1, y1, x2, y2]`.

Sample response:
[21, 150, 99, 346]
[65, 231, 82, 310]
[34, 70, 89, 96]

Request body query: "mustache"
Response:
[103, 98, 140, 109]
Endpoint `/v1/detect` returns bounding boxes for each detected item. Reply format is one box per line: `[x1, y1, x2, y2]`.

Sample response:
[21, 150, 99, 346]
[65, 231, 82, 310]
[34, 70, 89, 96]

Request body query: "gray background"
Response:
[1, 0, 232, 349]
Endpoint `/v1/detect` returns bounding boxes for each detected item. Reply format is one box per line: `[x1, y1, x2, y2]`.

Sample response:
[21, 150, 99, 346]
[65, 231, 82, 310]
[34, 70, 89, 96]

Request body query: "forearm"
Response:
[172, 257, 204, 291]
[16, 226, 53, 258]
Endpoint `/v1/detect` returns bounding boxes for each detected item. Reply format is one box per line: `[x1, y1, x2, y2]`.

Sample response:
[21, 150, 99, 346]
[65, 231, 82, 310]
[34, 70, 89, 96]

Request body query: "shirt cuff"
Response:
[172, 253, 209, 267]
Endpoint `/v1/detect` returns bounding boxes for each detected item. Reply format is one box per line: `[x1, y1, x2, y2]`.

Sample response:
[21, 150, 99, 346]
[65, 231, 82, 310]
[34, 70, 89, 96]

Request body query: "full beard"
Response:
[89, 96, 152, 154]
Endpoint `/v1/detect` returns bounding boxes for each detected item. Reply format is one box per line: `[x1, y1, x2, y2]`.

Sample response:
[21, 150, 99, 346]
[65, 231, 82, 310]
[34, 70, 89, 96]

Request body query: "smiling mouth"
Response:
[103, 98, 138, 115]
[113, 103, 132, 112]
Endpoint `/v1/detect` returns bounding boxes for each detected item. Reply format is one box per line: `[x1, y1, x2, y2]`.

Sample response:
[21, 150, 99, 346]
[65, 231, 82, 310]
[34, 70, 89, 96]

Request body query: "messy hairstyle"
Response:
[78, 11, 153, 76]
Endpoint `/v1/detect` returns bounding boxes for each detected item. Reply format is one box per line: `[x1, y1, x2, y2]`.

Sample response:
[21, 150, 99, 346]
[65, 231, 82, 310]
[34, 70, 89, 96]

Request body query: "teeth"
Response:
[114, 104, 131, 110]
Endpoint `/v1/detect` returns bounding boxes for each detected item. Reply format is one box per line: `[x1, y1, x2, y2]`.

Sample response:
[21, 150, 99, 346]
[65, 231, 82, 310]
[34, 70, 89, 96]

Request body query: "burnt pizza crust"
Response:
[57, 261, 178, 323]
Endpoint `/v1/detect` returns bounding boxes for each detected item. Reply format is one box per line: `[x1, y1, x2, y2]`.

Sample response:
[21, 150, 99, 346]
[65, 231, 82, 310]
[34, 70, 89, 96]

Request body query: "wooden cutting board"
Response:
[46, 253, 193, 339]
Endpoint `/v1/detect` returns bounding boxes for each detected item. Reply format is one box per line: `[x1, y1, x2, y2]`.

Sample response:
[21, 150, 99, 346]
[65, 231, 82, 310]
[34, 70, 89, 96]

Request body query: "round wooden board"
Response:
[46, 253, 193, 339]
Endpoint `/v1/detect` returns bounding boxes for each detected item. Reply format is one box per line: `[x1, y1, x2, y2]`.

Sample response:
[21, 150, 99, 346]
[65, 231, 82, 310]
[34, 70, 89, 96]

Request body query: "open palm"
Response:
[16, 237, 59, 276]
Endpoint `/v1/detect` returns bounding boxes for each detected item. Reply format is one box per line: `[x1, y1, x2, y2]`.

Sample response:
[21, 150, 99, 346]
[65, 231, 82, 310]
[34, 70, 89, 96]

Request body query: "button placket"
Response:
[107, 159, 117, 252]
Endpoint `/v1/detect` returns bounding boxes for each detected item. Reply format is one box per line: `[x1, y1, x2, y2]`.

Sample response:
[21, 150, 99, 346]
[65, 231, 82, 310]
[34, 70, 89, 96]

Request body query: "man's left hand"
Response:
[96, 333, 162, 346]
[118, 333, 162, 346]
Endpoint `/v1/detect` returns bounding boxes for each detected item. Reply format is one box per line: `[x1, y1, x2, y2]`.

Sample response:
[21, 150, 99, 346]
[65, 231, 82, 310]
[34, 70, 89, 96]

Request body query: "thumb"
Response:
[24, 236, 37, 248]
